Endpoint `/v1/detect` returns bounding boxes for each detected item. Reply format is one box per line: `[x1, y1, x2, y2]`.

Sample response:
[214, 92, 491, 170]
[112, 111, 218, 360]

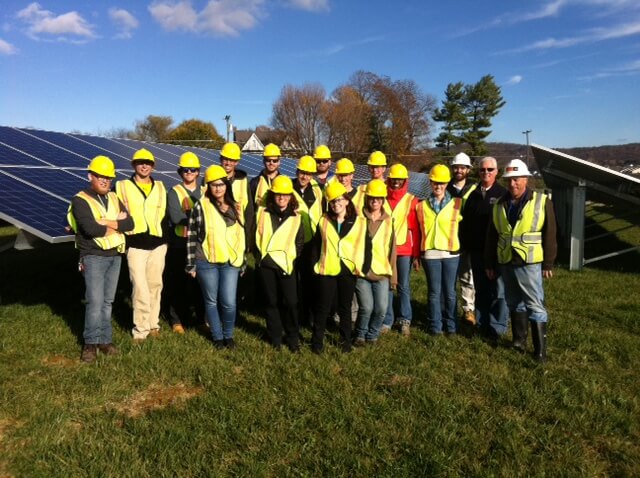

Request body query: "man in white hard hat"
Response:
[485, 159, 557, 363]
[447, 152, 476, 328]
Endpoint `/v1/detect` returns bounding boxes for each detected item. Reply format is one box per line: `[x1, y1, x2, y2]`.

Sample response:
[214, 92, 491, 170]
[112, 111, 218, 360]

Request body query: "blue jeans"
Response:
[196, 260, 240, 341]
[82, 255, 121, 345]
[355, 278, 389, 341]
[422, 256, 459, 334]
[471, 252, 508, 336]
[500, 263, 548, 323]
[384, 255, 412, 327]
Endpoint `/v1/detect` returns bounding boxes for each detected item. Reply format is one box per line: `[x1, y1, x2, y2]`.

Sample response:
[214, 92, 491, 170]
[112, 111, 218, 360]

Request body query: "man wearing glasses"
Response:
[250, 143, 281, 207]
[313, 144, 333, 188]
[116, 148, 168, 343]
[68, 156, 133, 362]
[164, 152, 205, 334]
[460, 156, 507, 345]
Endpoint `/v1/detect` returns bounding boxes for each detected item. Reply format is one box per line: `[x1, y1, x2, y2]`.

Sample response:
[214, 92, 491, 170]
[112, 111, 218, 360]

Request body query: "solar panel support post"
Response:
[14, 229, 46, 250]
[569, 183, 586, 271]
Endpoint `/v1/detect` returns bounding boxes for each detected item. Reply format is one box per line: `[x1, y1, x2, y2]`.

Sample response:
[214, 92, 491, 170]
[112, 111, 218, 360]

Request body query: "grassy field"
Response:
[1, 225, 639, 476]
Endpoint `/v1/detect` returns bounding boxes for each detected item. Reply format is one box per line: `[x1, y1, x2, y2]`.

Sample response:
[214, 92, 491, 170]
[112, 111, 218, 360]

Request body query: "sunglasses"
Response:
[264, 159, 280, 164]
[133, 160, 154, 166]
[181, 168, 199, 173]
[479, 168, 496, 173]
[316, 159, 330, 164]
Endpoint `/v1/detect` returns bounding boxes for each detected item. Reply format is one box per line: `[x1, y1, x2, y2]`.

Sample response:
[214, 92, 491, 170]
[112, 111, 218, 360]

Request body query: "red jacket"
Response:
[386, 180, 420, 258]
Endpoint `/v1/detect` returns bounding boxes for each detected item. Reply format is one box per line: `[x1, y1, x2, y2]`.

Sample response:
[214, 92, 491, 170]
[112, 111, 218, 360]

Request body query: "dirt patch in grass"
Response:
[112, 383, 204, 418]
[41, 355, 76, 367]
[385, 374, 414, 388]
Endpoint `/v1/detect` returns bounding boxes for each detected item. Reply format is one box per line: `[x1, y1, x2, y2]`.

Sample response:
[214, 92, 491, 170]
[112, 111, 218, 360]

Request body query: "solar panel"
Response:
[0, 126, 431, 245]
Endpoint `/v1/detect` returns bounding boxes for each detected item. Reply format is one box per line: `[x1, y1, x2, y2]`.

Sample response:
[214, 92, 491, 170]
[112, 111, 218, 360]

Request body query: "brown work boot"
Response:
[80, 344, 97, 363]
[463, 310, 476, 326]
[172, 324, 185, 334]
[149, 329, 160, 338]
[98, 343, 118, 355]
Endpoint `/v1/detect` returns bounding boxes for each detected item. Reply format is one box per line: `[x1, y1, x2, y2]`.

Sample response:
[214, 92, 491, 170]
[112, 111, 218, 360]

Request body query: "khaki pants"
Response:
[127, 245, 167, 339]
[459, 250, 475, 313]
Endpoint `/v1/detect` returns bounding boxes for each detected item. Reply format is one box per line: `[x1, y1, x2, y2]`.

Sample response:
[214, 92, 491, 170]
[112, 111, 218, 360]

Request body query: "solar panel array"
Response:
[0, 126, 431, 244]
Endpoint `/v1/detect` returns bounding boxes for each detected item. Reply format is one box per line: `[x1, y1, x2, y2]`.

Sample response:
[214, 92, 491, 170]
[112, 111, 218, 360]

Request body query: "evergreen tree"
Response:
[462, 75, 505, 156]
[433, 82, 468, 153]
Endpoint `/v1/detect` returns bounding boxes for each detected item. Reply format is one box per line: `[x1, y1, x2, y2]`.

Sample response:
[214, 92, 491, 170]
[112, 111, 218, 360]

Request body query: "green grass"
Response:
[1, 238, 640, 476]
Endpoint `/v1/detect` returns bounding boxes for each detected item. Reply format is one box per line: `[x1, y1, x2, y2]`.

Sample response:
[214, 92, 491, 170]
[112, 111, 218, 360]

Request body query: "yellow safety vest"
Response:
[292, 185, 323, 243]
[367, 216, 394, 277]
[314, 215, 367, 276]
[493, 192, 547, 264]
[462, 184, 476, 205]
[417, 197, 463, 252]
[390, 193, 415, 246]
[231, 176, 249, 217]
[171, 184, 204, 238]
[116, 179, 166, 237]
[201, 199, 245, 267]
[67, 191, 126, 253]
[254, 175, 271, 207]
[255, 208, 301, 275]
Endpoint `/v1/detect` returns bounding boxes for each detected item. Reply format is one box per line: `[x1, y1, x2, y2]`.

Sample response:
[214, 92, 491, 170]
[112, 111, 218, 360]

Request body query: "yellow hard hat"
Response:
[204, 165, 227, 184]
[313, 144, 331, 160]
[220, 142, 241, 161]
[325, 181, 347, 202]
[367, 151, 387, 166]
[271, 175, 294, 194]
[335, 158, 355, 175]
[297, 155, 317, 173]
[365, 179, 387, 197]
[178, 151, 200, 169]
[388, 163, 409, 179]
[132, 148, 154, 163]
[429, 164, 451, 183]
[263, 143, 281, 158]
[88, 155, 116, 178]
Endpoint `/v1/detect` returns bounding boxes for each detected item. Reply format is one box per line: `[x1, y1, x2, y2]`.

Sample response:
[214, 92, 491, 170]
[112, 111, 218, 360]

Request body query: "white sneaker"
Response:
[400, 321, 411, 337]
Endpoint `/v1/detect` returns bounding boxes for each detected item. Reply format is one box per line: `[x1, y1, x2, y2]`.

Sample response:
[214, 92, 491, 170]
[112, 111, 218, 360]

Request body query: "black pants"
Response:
[312, 274, 356, 350]
[296, 242, 317, 327]
[257, 266, 299, 348]
[162, 246, 204, 327]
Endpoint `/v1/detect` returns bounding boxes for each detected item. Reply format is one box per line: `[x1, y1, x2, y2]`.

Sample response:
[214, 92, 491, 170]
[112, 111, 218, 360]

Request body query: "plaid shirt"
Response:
[185, 201, 205, 273]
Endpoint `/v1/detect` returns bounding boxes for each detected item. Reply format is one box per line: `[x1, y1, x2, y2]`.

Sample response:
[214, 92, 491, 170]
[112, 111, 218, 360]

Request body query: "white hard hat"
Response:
[451, 152, 471, 167]
[502, 159, 531, 178]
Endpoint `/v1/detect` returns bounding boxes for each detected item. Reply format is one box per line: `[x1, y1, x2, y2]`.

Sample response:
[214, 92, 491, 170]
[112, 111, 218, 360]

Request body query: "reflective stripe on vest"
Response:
[254, 176, 271, 207]
[172, 184, 203, 238]
[232, 176, 249, 217]
[67, 191, 126, 252]
[255, 208, 301, 275]
[417, 197, 462, 252]
[493, 192, 547, 264]
[368, 216, 394, 277]
[201, 199, 245, 267]
[390, 193, 415, 246]
[314, 215, 367, 276]
[292, 186, 323, 243]
[116, 179, 166, 237]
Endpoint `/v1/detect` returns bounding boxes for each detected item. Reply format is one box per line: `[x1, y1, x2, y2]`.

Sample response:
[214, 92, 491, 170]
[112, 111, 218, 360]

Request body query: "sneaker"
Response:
[463, 310, 476, 326]
[149, 329, 160, 338]
[97, 343, 118, 355]
[400, 321, 411, 337]
[353, 337, 366, 347]
[380, 325, 391, 335]
[213, 340, 225, 350]
[80, 345, 97, 363]
[224, 338, 236, 350]
[172, 324, 185, 335]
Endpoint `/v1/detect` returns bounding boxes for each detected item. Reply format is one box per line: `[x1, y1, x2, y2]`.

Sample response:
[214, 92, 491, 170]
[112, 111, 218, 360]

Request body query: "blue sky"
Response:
[1, 0, 639, 148]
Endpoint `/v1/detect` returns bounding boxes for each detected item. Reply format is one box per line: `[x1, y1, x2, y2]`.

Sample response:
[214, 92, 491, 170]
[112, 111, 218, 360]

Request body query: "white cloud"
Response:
[16, 2, 95, 41]
[0, 38, 18, 55]
[580, 59, 640, 79]
[286, 0, 330, 13]
[109, 8, 139, 39]
[149, 0, 264, 37]
[504, 75, 523, 85]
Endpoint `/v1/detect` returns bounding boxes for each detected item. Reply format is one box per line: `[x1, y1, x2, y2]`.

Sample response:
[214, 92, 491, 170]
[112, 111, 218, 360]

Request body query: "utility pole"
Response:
[522, 129, 532, 167]
[224, 115, 231, 143]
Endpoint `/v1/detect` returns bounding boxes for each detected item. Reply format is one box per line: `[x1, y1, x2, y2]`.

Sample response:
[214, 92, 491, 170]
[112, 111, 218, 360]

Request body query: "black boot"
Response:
[530, 321, 547, 363]
[510, 312, 528, 353]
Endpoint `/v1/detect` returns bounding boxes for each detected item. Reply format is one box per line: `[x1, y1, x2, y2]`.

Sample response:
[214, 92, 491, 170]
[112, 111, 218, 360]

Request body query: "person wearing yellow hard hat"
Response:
[416, 163, 462, 336]
[485, 159, 557, 362]
[254, 175, 305, 351]
[292, 156, 324, 328]
[219, 142, 255, 237]
[310, 181, 367, 354]
[163, 151, 205, 334]
[313, 144, 333, 188]
[334, 158, 358, 200]
[381, 163, 421, 337]
[67, 156, 134, 363]
[250, 143, 282, 207]
[116, 148, 168, 343]
[352, 150, 389, 215]
[352, 179, 397, 346]
[186, 165, 246, 350]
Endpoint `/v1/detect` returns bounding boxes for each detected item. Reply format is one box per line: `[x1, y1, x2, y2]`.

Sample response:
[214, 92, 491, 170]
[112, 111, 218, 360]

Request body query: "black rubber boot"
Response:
[510, 311, 529, 353]
[530, 321, 547, 363]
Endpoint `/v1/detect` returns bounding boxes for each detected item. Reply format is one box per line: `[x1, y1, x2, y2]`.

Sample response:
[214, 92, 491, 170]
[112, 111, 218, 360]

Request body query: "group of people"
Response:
[67, 142, 556, 364]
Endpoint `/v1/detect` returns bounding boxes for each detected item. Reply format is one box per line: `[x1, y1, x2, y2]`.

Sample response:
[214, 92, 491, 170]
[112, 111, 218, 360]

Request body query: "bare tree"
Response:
[271, 84, 326, 153]
[323, 85, 372, 160]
